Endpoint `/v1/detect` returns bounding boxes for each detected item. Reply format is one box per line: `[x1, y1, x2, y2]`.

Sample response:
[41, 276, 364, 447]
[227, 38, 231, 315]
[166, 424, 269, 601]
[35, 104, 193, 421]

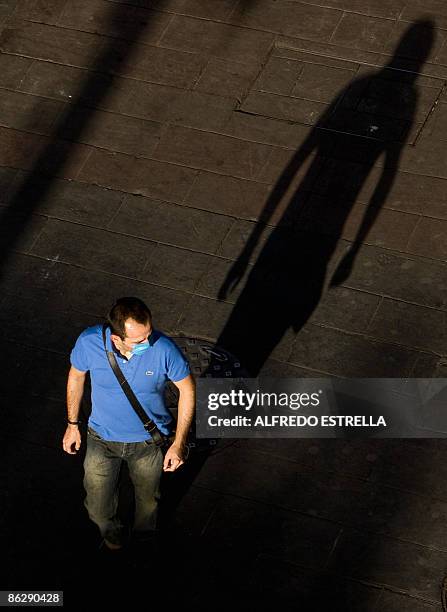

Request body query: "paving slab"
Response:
[356, 168, 447, 219]
[285, 0, 406, 20]
[109, 193, 234, 253]
[0, 126, 94, 178]
[366, 298, 447, 354]
[12, 0, 71, 25]
[407, 217, 447, 262]
[376, 590, 439, 612]
[201, 493, 341, 570]
[61, 264, 144, 315]
[59, 106, 163, 157]
[5, 172, 125, 227]
[110, 40, 206, 87]
[0, 293, 98, 352]
[338, 243, 447, 311]
[292, 62, 358, 102]
[77, 149, 198, 201]
[0, 89, 64, 134]
[241, 89, 330, 125]
[0, 18, 104, 66]
[178, 293, 233, 340]
[223, 112, 323, 148]
[237, 437, 379, 480]
[0, 253, 189, 332]
[142, 243, 214, 292]
[57, 0, 173, 45]
[0, 252, 73, 310]
[228, 1, 343, 41]
[328, 529, 447, 601]
[18, 59, 114, 102]
[368, 440, 447, 500]
[163, 0, 239, 21]
[153, 124, 274, 180]
[253, 55, 304, 96]
[394, 138, 447, 178]
[245, 556, 384, 611]
[259, 358, 327, 378]
[194, 57, 261, 99]
[290, 324, 422, 377]
[0, 207, 48, 254]
[185, 170, 271, 219]
[158, 14, 275, 61]
[308, 285, 381, 333]
[168, 483, 223, 536]
[30, 218, 156, 277]
[0, 394, 69, 449]
[331, 13, 397, 53]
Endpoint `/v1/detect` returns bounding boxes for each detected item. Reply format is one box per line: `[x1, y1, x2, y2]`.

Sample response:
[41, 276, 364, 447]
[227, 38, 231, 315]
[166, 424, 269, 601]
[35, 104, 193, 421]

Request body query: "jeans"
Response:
[83, 426, 163, 545]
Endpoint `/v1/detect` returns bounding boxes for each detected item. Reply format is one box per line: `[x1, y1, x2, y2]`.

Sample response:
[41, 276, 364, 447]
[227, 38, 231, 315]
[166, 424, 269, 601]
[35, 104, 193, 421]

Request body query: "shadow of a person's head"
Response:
[325, 19, 436, 146]
[387, 19, 436, 76]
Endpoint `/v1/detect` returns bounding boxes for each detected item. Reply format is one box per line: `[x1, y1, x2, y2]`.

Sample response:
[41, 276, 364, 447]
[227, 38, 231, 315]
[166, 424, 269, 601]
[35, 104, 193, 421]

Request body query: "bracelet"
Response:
[68, 420, 81, 425]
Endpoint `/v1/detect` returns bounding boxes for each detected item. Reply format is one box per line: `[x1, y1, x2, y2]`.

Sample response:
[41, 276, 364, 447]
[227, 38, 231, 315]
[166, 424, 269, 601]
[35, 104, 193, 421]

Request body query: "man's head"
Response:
[107, 297, 152, 353]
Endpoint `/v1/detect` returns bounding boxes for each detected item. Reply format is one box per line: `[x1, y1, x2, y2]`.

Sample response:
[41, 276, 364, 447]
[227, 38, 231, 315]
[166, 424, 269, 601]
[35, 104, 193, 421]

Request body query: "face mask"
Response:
[131, 341, 150, 355]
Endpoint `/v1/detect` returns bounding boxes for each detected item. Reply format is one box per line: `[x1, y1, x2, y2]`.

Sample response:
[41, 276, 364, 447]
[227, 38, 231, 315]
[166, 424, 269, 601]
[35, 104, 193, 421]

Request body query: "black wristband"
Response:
[68, 420, 81, 425]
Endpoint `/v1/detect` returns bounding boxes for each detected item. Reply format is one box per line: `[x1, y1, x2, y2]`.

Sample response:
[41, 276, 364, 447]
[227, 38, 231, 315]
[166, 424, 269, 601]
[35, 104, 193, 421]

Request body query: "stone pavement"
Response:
[1, 0, 447, 608]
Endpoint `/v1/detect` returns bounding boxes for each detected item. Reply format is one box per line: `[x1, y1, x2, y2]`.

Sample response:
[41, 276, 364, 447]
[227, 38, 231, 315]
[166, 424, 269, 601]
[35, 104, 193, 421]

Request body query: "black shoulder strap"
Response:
[101, 324, 166, 447]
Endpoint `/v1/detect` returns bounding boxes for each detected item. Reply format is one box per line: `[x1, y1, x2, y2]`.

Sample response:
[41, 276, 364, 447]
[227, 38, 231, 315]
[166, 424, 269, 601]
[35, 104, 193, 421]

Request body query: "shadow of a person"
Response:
[215, 20, 435, 377]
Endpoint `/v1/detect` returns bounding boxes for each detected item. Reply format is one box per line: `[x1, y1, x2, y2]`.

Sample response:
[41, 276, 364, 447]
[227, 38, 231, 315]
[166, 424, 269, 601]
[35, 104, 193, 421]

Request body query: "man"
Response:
[62, 297, 195, 551]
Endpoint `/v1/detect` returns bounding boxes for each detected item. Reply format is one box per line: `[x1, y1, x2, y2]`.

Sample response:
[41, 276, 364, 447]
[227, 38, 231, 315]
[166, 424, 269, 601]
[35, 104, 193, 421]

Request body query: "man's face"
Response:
[111, 318, 152, 354]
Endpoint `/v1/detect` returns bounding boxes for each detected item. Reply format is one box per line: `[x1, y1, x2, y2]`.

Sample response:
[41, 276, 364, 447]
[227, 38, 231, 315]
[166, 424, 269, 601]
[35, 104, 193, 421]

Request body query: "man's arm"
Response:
[173, 374, 196, 447]
[163, 374, 195, 471]
[63, 365, 87, 454]
[67, 365, 87, 422]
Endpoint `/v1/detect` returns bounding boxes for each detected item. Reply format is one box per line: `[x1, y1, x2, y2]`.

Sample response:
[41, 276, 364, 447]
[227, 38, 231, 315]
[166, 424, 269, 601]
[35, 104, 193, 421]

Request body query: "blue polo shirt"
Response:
[70, 324, 190, 442]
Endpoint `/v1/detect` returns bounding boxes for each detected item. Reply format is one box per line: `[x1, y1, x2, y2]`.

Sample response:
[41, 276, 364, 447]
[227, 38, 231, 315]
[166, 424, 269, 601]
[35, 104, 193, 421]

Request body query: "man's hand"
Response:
[62, 426, 81, 455]
[163, 443, 186, 472]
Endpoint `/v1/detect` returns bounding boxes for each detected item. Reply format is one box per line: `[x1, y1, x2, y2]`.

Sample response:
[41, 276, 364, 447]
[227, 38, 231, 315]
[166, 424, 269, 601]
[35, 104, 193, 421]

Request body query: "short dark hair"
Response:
[107, 297, 152, 339]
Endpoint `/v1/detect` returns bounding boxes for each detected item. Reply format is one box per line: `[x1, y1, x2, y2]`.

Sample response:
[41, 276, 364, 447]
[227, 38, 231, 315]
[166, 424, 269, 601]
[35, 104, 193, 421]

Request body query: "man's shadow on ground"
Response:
[215, 20, 435, 377]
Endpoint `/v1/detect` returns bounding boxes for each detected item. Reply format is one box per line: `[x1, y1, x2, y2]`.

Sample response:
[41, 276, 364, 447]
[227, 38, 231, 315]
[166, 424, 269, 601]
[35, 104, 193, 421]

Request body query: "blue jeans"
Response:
[83, 426, 163, 545]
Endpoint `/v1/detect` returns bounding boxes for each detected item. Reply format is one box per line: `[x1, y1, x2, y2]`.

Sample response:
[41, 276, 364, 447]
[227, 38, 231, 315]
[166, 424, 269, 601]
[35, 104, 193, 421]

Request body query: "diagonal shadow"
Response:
[0, 0, 167, 279]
